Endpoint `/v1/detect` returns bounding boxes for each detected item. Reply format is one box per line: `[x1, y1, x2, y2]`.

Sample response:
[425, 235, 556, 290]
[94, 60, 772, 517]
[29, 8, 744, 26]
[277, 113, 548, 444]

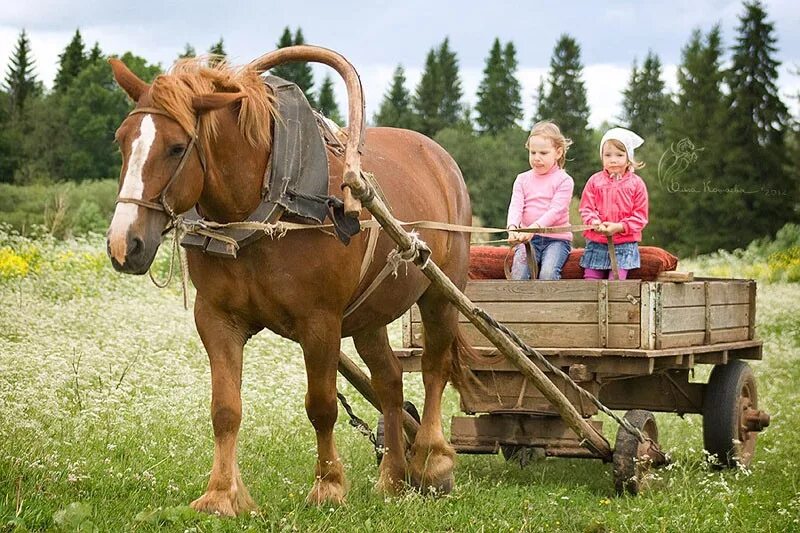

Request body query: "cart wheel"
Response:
[703, 360, 768, 468]
[613, 410, 660, 496]
[375, 401, 420, 466]
[500, 445, 543, 467]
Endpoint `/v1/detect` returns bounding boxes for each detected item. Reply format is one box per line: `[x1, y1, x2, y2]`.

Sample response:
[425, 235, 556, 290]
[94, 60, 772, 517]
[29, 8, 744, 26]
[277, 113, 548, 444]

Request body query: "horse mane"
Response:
[149, 56, 276, 149]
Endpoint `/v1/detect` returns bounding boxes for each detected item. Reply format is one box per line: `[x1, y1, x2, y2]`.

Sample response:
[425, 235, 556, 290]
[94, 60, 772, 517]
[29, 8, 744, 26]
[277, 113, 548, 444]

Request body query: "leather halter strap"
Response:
[115, 106, 206, 219]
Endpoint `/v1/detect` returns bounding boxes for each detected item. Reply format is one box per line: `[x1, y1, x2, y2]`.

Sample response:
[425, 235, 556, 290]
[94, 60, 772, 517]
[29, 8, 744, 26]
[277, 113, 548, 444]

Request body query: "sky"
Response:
[1, 0, 799, 128]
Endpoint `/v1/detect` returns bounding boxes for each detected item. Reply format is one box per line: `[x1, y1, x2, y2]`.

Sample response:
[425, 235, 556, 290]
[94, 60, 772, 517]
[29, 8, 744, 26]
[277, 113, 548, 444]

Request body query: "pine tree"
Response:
[317, 74, 342, 124]
[3, 29, 39, 114]
[290, 28, 315, 107]
[270, 27, 296, 81]
[722, 0, 795, 247]
[208, 38, 226, 66]
[413, 48, 442, 136]
[658, 26, 728, 255]
[475, 38, 511, 135]
[437, 37, 463, 127]
[178, 43, 196, 59]
[54, 29, 87, 93]
[374, 64, 416, 129]
[536, 35, 594, 189]
[87, 43, 103, 65]
[269, 27, 315, 107]
[621, 51, 670, 140]
[502, 42, 523, 126]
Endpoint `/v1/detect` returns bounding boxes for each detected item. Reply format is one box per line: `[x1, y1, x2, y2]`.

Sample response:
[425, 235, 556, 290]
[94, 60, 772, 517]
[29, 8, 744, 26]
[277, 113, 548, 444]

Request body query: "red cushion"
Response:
[469, 245, 678, 281]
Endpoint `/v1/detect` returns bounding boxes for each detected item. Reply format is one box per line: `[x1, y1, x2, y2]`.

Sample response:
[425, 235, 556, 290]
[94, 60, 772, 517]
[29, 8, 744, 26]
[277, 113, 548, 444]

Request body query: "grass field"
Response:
[1, 232, 799, 532]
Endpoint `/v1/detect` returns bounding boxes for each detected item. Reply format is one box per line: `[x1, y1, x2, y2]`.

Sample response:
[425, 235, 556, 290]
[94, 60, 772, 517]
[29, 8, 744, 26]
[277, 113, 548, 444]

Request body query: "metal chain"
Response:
[337, 391, 377, 446]
[473, 308, 649, 444]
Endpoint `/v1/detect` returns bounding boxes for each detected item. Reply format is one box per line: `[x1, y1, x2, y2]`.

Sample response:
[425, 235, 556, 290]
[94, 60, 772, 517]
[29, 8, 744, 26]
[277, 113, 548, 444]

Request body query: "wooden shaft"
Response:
[341, 186, 362, 218]
[347, 182, 613, 460]
[337, 351, 419, 438]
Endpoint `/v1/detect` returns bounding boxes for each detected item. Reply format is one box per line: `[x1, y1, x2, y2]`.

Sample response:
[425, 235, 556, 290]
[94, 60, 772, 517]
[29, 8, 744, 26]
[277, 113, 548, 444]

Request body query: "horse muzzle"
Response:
[107, 232, 160, 275]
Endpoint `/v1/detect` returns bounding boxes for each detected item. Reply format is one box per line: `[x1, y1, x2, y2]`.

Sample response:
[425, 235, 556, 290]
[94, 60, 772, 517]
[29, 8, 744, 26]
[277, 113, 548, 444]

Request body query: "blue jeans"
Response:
[511, 236, 571, 280]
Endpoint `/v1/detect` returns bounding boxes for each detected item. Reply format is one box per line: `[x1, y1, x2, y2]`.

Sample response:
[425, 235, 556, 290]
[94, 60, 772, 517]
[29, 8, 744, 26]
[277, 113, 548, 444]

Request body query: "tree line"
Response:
[1, 1, 798, 255]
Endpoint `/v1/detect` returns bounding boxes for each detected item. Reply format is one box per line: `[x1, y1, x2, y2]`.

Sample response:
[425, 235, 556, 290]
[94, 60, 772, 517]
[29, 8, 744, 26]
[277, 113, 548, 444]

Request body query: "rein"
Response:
[116, 106, 208, 307]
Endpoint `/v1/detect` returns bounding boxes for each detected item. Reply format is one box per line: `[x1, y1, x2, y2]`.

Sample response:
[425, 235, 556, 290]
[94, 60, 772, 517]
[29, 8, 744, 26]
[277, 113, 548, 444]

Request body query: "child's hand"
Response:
[598, 222, 624, 235]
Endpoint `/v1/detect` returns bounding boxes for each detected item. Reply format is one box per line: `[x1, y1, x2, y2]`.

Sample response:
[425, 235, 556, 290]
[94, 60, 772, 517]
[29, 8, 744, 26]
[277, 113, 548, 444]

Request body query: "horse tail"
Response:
[449, 327, 482, 393]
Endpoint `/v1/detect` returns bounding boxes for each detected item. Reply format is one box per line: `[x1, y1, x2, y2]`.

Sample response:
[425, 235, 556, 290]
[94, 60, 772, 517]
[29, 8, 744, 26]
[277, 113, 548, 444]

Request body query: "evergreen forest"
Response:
[1, 1, 798, 256]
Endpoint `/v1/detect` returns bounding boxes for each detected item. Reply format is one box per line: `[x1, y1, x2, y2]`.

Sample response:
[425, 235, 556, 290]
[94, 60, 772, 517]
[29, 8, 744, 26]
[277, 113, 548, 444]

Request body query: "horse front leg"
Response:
[190, 299, 256, 516]
[299, 314, 347, 506]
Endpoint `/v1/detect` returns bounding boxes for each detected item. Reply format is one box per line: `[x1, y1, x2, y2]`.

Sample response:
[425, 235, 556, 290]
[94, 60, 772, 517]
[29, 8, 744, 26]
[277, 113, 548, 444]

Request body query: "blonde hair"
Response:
[525, 120, 573, 168]
[603, 138, 645, 170]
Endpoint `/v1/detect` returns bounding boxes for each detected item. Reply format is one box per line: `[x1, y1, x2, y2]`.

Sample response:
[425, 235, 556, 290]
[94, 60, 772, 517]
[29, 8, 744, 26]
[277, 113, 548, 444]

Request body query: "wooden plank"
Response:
[657, 271, 694, 282]
[457, 370, 600, 416]
[410, 301, 639, 324]
[658, 327, 751, 349]
[704, 282, 711, 344]
[412, 322, 641, 349]
[450, 415, 604, 449]
[402, 310, 413, 348]
[598, 281, 609, 348]
[654, 283, 664, 349]
[395, 339, 762, 360]
[661, 281, 750, 307]
[598, 371, 704, 414]
[661, 304, 750, 334]
[640, 282, 655, 350]
[748, 280, 756, 340]
[463, 280, 641, 302]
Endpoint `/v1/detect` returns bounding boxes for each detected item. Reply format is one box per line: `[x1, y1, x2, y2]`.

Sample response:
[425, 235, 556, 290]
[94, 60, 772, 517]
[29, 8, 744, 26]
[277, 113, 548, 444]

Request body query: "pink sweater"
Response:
[579, 169, 649, 244]
[506, 165, 574, 241]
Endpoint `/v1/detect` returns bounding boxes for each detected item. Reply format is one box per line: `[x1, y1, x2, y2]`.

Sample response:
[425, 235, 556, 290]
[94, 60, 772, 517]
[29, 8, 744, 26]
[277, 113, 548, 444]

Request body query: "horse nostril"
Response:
[129, 237, 144, 257]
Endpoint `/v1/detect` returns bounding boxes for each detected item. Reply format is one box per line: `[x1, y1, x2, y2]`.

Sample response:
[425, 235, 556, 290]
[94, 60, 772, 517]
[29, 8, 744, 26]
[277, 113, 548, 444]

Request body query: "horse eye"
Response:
[169, 144, 187, 157]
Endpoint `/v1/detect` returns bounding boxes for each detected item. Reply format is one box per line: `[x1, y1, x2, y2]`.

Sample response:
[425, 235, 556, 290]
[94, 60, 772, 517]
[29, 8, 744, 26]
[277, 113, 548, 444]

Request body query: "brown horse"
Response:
[106, 55, 472, 516]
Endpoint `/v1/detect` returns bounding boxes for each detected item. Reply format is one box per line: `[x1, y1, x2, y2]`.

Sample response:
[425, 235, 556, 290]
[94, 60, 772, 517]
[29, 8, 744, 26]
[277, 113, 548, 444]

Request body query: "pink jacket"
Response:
[579, 169, 649, 244]
[506, 165, 575, 241]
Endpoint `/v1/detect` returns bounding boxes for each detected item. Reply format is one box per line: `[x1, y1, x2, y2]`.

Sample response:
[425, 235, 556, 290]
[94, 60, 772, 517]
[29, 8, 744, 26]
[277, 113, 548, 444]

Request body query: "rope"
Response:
[146, 218, 191, 310]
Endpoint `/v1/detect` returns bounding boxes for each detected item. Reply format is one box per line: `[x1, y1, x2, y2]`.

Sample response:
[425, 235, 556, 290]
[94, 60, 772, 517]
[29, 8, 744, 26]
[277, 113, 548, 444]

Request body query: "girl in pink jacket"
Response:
[507, 121, 575, 280]
[579, 127, 649, 280]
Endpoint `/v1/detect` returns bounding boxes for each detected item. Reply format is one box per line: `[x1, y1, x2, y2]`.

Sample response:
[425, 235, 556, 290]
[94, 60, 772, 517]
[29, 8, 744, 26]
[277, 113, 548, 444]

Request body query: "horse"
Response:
[106, 54, 474, 516]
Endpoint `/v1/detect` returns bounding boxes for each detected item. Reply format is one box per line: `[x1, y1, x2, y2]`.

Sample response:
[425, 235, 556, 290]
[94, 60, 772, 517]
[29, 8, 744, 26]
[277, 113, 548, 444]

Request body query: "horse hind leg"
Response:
[190, 301, 257, 516]
[408, 287, 459, 495]
[352, 327, 407, 495]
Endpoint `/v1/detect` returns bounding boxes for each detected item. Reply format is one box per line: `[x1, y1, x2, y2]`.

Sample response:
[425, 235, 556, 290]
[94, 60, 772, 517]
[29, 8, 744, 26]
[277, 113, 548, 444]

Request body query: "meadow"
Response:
[1, 227, 799, 532]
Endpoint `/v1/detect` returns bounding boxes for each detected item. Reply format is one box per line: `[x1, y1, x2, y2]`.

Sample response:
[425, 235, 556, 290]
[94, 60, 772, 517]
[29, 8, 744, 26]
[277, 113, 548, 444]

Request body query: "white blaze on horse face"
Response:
[108, 115, 158, 261]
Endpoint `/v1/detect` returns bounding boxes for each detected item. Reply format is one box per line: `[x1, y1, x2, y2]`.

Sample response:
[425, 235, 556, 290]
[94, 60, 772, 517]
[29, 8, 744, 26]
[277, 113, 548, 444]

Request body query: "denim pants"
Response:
[511, 236, 571, 280]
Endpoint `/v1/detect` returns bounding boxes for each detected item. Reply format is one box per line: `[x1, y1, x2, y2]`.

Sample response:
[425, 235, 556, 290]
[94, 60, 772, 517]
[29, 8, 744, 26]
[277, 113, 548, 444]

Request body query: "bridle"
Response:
[115, 107, 207, 220]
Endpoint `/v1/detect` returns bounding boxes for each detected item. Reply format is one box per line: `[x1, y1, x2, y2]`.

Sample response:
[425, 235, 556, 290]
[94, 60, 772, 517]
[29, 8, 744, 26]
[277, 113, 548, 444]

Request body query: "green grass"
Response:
[1, 233, 799, 532]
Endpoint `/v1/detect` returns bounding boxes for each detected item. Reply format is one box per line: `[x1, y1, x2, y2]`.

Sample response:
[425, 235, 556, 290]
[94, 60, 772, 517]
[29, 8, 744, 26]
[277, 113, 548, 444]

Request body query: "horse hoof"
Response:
[375, 469, 408, 497]
[190, 487, 256, 517]
[306, 479, 346, 506]
[409, 447, 455, 496]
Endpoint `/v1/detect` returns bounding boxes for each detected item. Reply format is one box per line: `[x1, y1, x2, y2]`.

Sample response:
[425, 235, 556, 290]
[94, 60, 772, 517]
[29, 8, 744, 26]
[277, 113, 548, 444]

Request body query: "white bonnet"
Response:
[600, 127, 644, 163]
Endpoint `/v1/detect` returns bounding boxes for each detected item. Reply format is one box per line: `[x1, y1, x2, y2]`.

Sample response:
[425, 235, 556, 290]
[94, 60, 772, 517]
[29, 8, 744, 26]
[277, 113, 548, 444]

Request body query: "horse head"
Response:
[106, 58, 256, 274]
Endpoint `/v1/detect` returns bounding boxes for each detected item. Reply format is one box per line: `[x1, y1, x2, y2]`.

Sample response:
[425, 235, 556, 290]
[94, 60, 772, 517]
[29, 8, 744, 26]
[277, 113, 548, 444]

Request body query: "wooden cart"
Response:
[391, 277, 771, 493]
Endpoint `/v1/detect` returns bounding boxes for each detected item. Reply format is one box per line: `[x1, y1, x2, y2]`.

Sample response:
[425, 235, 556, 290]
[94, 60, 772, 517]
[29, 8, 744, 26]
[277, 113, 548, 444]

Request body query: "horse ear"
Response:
[192, 92, 248, 114]
[108, 58, 149, 102]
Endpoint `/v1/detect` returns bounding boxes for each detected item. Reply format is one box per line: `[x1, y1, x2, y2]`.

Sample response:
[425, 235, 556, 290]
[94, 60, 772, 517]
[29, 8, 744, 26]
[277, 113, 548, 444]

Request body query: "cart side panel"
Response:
[657, 280, 753, 349]
[403, 280, 642, 349]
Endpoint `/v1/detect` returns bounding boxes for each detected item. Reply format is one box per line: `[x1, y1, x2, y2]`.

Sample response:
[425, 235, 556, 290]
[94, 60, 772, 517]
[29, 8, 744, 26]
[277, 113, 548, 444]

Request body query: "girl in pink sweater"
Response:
[579, 127, 649, 280]
[506, 121, 575, 280]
